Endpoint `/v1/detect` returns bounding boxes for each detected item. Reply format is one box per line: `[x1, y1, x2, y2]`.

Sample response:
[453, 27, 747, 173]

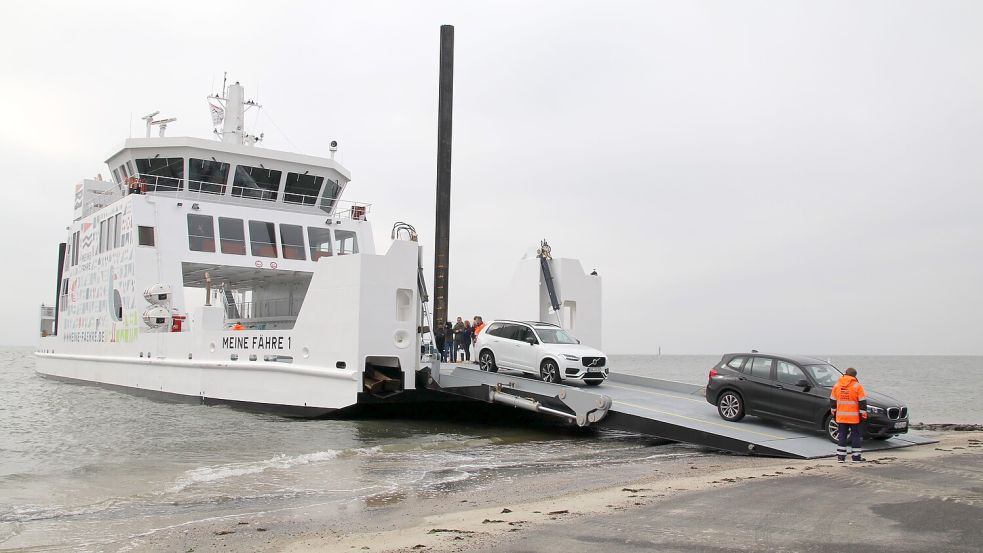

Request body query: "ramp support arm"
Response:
[489, 386, 612, 427]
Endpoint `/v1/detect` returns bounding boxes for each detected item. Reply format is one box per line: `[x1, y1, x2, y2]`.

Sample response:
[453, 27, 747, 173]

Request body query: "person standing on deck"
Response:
[434, 323, 446, 362]
[831, 367, 868, 462]
[452, 317, 465, 362]
[472, 316, 485, 339]
[443, 322, 453, 361]
[460, 320, 473, 362]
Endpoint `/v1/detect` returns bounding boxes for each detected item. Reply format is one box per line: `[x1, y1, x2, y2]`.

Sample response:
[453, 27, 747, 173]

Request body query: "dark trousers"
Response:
[837, 422, 863, 459]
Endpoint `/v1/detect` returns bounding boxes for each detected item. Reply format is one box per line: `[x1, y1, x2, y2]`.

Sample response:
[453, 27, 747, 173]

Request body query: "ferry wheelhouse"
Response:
[36, 82, 423, 415]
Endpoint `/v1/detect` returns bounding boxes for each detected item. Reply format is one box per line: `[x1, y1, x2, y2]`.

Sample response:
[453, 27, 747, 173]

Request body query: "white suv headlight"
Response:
[562, 354, 580, 361]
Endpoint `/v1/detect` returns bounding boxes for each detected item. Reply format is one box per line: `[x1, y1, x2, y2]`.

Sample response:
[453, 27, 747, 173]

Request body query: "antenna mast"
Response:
[208, 75, 263, 145]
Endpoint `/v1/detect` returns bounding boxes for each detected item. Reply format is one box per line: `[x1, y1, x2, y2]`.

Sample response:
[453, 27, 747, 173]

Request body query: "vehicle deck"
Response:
[421, 362, 936, 459]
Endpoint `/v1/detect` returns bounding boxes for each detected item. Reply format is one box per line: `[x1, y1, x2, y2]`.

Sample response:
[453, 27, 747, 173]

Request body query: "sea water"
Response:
[1, 348, 979, 550]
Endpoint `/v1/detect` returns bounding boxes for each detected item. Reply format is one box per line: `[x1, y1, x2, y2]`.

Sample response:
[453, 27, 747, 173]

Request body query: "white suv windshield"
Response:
[535, 328, 578, 344]
[804, 364, 842, 387]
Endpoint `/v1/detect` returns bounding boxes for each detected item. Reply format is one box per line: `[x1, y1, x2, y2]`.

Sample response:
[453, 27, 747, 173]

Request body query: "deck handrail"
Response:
[82, 175, 370, 220]
[223, 297, 304, 320]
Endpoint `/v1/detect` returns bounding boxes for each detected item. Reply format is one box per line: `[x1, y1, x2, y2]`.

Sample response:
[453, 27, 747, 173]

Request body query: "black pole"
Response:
[53, 242, 66, 335]
[433, 24, 454, 329]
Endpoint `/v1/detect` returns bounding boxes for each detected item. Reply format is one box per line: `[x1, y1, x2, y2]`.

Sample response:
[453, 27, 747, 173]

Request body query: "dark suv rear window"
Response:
[726, 357, 747, 371]
[749, 357, 774, 379]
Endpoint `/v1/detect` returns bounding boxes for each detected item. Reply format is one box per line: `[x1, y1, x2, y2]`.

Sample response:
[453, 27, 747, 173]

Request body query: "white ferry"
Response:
[35, 81, 425, 416]
[34, 74, 605, 417]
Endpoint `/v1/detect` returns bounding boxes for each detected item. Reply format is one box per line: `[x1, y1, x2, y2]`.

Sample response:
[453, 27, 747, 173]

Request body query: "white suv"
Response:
[473, 321, 609, 386]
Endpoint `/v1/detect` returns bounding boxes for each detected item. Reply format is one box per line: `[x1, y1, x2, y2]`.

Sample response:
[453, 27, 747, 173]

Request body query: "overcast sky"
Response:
[1, 1, 981, 354]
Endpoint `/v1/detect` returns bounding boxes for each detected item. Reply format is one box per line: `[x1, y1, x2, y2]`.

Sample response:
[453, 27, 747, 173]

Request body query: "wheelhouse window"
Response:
[279, 224, 306, 260]
[248, 220, 278, 257]
[112, 168, 122, 184]
[187, 214, 216, 252]
[320, 180, 342, 213]
[284, 172, 324, 205]
[307, 227, 333, 260]
[136, 157, 184, 192]
[218, 217, 246, 255]
[189, 158, 230, 195]
[232, 165, 281, 201]
[137, 226, 155, 247]
[335, 229, 358, 255]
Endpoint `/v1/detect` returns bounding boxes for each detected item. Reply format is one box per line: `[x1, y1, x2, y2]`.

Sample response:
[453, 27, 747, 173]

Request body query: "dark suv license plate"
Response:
[894, 421, 908, 429]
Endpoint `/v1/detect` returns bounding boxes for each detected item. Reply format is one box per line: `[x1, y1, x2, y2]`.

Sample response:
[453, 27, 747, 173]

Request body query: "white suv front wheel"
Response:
[540, 359, 562, 384]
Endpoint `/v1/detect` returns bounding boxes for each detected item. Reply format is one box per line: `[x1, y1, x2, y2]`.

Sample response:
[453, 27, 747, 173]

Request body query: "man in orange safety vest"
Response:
[830, 367, 867, 462]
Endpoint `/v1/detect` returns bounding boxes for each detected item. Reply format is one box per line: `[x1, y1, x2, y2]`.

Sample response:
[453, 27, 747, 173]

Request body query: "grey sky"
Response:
[1, 1, 981, 354]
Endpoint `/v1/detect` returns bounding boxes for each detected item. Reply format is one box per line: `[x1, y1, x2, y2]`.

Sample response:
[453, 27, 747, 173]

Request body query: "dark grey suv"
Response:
[705, 353, 910, 442]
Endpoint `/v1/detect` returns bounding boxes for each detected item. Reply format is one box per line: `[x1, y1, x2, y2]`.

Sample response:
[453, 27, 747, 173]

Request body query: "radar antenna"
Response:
[142, 111, 177, 137]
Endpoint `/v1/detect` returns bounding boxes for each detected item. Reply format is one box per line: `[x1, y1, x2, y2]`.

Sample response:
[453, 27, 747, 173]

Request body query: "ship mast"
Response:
[208, 74, 263, 146]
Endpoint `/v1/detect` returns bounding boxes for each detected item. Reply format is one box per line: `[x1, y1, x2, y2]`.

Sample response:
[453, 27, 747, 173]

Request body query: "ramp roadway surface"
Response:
[424, 363, 935, 459]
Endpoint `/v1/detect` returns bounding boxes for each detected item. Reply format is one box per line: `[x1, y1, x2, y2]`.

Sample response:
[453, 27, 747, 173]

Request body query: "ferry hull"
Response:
[37, 370, 339, 417]
[34, 351, 361, 414]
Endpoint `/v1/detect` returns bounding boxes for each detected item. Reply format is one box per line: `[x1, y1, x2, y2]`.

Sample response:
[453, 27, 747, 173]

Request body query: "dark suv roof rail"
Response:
[724, 352, 830, 365]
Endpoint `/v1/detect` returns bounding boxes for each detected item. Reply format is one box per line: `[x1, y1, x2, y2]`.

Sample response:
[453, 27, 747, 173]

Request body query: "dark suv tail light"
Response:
[709, 368, 718, 379]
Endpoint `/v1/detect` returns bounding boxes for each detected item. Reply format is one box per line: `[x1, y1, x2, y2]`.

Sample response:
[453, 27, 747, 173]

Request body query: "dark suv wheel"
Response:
[825, 415, 856, 444]
[716, 390, 745, 422]
[478, 350, 498, 373]
[825, 416, 839, 443]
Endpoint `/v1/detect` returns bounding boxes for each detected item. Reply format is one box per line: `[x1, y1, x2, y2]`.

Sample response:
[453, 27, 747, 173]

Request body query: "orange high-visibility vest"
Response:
[831, 375, 866, 424]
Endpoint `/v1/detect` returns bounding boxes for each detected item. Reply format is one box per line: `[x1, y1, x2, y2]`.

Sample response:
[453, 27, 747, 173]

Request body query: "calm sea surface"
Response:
[1, 348, 979, 550]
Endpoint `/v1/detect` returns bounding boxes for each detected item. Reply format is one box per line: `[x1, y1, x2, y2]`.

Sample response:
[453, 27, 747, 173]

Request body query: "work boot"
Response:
[837, 456, 846, 463]
[851, 456, 866, 463]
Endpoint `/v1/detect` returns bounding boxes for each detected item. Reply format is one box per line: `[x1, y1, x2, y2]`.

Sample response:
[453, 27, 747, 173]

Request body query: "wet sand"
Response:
[137, 431, 982, 552]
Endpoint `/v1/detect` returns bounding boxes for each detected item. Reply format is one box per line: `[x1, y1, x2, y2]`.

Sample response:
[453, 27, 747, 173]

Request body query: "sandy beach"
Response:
[129, 431, 982, 552]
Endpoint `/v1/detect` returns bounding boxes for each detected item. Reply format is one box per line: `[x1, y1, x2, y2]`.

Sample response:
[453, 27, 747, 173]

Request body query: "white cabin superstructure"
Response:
[36, 81, 422, 415]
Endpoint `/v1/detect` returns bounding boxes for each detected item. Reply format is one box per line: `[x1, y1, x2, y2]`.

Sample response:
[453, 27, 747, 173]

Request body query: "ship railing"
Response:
[225, 297, 304, 321]
[81, 186, 126, 215]
[94, 175, 371, 220]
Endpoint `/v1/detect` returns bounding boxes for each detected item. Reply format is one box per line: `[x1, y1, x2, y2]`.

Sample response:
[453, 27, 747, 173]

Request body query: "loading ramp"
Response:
[421, 362, 936, 459]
